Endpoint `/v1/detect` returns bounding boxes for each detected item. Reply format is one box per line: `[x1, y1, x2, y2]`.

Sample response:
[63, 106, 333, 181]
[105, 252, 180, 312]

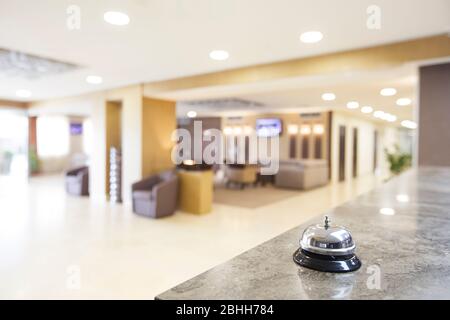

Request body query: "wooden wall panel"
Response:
[105, 101, 122, 195]
[142, 98, 176, 177]
[419, 62, 450, 166]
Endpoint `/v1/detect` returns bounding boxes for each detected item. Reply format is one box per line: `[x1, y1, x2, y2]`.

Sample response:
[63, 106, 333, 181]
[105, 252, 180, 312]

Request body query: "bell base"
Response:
[293, 248, 361, 273]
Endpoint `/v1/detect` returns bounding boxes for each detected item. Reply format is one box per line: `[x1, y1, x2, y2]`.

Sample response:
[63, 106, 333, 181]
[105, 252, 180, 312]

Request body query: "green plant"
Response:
[28, 148, 39, 173]
[384, 145, 411, 175]
[3, 150, 13, 160]
[2, 151, 13, 173]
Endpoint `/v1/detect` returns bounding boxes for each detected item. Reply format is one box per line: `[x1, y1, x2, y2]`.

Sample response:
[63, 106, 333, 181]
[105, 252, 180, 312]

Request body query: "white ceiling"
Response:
[172, 65, 417, 125]
[238, 71, 416, 120]
[0, 0, 449, 102]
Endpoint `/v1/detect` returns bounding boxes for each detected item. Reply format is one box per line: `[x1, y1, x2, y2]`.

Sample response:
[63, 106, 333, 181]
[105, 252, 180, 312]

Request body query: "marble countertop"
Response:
[157, 167, 450, 300]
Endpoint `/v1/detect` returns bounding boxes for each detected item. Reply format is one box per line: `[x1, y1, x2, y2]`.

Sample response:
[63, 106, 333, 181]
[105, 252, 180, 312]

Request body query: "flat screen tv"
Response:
[256, 118, 282, 137]
[70, 123, 83, 135]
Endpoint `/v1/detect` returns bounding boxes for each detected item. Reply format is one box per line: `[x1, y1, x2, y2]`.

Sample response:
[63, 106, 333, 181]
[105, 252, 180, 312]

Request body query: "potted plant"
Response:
[28, 148, 39, 175]
[384, 145, 412, 175]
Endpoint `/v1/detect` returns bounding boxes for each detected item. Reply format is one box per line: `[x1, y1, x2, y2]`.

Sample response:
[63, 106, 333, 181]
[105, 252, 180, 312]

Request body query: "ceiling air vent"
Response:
[0, 48, 79, 79]
[177, 98, 265, 111]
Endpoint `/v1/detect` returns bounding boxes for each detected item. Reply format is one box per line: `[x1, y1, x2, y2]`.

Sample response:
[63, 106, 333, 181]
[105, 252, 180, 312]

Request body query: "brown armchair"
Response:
[65, 166, 89, 196]
[132, 170, 178, 218]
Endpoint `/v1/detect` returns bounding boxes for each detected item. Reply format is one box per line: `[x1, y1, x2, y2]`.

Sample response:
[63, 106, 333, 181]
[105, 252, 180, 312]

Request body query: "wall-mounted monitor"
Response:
[70, 123, 83, 135]
[256, 118, 282, 137]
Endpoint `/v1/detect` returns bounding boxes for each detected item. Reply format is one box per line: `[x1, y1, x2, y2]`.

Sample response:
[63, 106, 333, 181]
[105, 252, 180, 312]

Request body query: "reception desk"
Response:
[158, 167, 450, 299]
[177, 169, 213, 214]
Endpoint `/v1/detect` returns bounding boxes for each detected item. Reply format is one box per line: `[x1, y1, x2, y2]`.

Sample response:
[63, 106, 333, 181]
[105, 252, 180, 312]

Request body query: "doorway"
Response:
[314, 134, 322, 159]
[373, 130, 378, 172]
[289, 135, 297, 159]
[338, 125, 346, 181]
[352, 127, 358, 178]
[301, 135, 309, 159]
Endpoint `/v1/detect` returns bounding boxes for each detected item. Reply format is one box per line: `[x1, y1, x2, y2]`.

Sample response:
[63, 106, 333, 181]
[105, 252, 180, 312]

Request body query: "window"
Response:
[0, 112, 27, 141]
[0, 111, 28, 176]
[37, 116, 69, 157]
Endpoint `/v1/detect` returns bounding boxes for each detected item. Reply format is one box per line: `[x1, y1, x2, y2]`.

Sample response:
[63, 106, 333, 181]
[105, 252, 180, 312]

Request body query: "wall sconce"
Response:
[243, 125, 253, 135]
[300, 125, 311, 135]
[223, 126, 233, 135]
[287, 124, 299, 135]
[233, 126, 242, 135]
[313, 124, 324, 135]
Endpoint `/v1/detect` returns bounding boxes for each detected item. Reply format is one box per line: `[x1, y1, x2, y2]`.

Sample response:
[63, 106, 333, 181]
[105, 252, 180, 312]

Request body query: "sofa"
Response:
[132, 170, 178, 219]
[275, 159, 328, 190]
[65, 166, 89, 196]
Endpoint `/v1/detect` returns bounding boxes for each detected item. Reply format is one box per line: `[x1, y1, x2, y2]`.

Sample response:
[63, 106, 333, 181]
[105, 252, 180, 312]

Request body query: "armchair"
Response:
[65, 166, 89, 196]
[132, 170, 178, 218]
[225, 164, 258, 189]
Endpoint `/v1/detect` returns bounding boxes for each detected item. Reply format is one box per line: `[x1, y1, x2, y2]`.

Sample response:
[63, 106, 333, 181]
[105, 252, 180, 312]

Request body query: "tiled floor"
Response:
[0, 173, 386, 299]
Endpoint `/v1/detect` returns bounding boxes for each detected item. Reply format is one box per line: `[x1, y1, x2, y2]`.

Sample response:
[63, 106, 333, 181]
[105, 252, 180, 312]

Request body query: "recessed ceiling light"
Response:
[209, 50, 229, 61]
[300, 31, 323, 43]
[386, 114, 397, 122]
[396, 98, 412, 106]
[380, 88, 397, 96]
[374, 111, 396, 122]
[321, 93, 336, 101]
[361, 106, 373, 114]
[104, 11, 130, 26]
[401, 120, 417, 129]
[396, 194, 410, 203]
[379, 207, 395, 216]
[373, 110, 385, 119]
[187, 111, 197, 118]
[346, 101, 359, 109]
[86, 75, 103, 84]
[15, 89, 32, 98]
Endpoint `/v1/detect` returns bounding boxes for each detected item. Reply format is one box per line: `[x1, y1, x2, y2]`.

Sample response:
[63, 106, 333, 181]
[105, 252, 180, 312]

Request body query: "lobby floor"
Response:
[0, 173, 385, 299]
